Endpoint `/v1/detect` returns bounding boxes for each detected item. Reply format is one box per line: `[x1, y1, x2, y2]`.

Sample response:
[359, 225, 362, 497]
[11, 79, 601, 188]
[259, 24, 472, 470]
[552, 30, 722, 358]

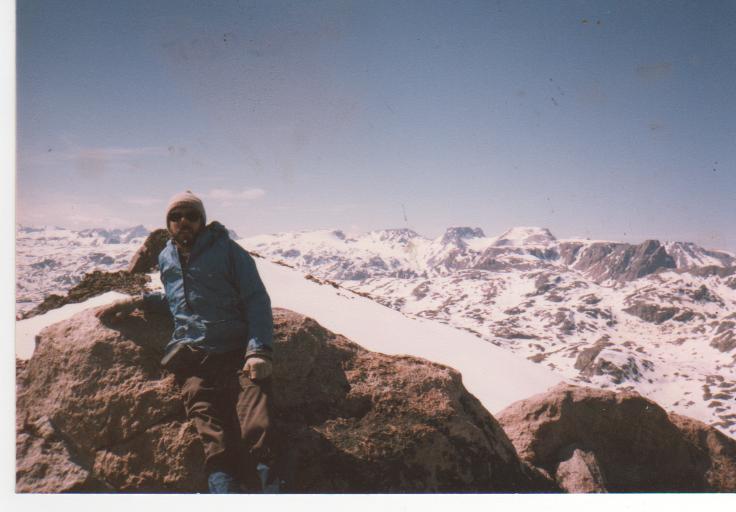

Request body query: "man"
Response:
[98, 191, 277, 493]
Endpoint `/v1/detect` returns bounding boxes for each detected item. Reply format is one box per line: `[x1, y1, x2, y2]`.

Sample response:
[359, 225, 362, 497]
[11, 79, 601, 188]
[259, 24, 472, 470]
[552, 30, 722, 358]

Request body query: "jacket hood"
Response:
[204, 221, 229, 238]
[192, 221, 229, 252]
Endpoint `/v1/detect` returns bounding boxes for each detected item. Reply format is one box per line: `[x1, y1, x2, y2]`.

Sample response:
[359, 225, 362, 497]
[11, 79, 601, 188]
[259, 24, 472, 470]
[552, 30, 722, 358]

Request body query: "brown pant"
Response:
[178, 349, 273, 486]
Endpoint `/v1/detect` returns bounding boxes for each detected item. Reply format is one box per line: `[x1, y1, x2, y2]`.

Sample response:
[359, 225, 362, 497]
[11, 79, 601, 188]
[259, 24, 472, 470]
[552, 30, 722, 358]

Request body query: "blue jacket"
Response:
[144, 222, 273, 358]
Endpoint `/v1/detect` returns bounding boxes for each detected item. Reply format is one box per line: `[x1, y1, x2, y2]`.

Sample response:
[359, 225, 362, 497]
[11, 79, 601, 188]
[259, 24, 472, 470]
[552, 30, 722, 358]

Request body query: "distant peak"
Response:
[494, 227, 556, 247]
[441, 227, 485, 245]
[370, 228, 420, 243]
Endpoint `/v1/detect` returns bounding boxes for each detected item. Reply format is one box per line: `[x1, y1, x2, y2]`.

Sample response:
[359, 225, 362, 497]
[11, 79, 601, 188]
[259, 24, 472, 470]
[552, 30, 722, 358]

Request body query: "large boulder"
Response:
[497, 383, 736, 492]
[669, 413, 736, 491]
[16, 307, 552, 493]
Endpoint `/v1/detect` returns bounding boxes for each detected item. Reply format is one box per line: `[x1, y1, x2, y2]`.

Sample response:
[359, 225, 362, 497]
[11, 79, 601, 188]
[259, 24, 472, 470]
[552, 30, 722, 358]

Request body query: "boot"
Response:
[208, 471, 240, 493]
[256, 463, 282, 493]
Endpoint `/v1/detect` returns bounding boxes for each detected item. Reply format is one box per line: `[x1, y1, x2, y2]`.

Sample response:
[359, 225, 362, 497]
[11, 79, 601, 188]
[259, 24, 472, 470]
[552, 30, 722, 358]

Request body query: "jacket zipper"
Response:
[179, 250, 193, 312]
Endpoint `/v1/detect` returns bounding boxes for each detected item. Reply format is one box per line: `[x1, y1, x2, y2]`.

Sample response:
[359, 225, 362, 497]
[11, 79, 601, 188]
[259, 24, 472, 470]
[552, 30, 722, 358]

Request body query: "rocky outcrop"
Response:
[711, 320, 735, 352]
[554, 447, 607, 493]
[127, 229, 170, 273]
[562, 240, 677, 283]
[665, 242, 736, 269]
[497, 383, 736, 492]
[19, 271, 150, 319]
[623, 302, 679, 324]
[16, 307, 552, 493]
[669, 413, 736, 491]
[573, 338, 611, 374]
[440, 227, 485, 245]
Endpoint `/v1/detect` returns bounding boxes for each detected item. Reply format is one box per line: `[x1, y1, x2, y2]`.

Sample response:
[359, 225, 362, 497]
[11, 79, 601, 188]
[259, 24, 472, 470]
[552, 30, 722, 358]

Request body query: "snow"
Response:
[15, 291, 130, 360]
[16, 224, 144, 314]
[465, 236, 499, 251]
[252, 255, 566, 413]
[493, 227, 556, 247]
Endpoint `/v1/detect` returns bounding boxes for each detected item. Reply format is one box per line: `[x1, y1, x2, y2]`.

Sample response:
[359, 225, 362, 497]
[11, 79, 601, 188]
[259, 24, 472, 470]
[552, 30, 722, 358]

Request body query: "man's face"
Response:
[167, 208, 204, 248]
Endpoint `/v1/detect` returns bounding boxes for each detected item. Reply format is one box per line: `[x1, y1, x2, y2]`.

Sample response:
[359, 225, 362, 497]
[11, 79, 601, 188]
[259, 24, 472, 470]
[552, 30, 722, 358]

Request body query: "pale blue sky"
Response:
[16, 0, 736, 251]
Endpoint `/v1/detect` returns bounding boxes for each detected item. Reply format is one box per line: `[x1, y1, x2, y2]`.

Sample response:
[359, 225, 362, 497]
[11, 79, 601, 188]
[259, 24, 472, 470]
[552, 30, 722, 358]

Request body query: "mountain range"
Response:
[240, 226, 736, 437]
[15, 224, 736, 437]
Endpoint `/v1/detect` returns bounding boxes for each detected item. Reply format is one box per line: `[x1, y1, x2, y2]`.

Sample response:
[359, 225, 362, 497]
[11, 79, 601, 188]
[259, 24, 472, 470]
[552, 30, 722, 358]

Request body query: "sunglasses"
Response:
[168, 210, 201, 223]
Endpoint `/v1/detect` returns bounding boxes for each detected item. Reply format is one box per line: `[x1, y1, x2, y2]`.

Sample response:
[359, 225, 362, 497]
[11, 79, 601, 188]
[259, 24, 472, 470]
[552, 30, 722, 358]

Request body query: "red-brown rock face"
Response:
[497, 383, 736, 492]
[16, 307, 551, 493]
[127, 229, 170, 274]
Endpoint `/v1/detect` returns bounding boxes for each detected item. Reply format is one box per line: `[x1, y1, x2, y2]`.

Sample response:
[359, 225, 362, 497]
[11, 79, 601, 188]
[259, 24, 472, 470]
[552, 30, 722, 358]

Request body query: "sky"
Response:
[14, 0, 736, 251]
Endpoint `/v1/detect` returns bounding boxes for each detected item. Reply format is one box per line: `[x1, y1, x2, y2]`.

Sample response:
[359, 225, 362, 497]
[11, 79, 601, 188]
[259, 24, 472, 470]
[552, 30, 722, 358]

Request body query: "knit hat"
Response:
[165, 190, 206, 226]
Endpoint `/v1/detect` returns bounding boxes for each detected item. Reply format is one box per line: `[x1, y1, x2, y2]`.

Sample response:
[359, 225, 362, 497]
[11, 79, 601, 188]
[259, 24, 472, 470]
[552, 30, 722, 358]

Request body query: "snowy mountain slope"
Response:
[15, 258, 564, 416]
[241, 226, 736, 436]
[15, 225, 148, 314]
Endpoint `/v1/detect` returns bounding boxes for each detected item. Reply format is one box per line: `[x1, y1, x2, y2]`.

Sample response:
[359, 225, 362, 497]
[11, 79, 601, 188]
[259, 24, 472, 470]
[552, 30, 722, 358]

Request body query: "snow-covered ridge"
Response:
[240, 226, 736, 437]
[493, 226, 556, 247]
[244, 225, 736, 280]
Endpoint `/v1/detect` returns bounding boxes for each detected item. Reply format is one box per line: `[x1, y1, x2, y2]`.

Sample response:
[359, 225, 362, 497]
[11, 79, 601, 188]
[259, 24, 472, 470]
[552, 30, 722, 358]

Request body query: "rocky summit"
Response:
[16, 280, 736, 492]
[16, 307, 551, 493]
[16, 297, 736, 493]
[14, 225, 736, 492]
[497, 383, 736, 492]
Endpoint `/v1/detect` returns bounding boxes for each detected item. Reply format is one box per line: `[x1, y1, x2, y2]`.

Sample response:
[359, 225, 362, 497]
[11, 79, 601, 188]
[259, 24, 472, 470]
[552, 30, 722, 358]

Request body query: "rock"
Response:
[531, 273, 560, 296]
[685, 265, 736, 279]
[574, 338, 611, 373]
[20, 271, 150, 319]
[16, 426, 105, 492]
[555, 447, 607, 493]
[690, 284, 722, 304]
[497, 383, 736, 492]
[127, 229, 170, 274]
[16, 307, 553, 493]
[673, 309, 698, 322]
[440, 227, 485, 245]
[669, 413, 736, 491]
[552, 310, 575, 334]
[711, 321, 735, 353]
[562, 240, 676, 282]
[623, 302, 679, 324]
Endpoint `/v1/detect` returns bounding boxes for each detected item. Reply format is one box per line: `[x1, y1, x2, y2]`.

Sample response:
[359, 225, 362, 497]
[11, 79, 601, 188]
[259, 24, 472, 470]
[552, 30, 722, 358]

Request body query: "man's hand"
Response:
[95, 297, 142, 324]
[243, 356, 272, 380]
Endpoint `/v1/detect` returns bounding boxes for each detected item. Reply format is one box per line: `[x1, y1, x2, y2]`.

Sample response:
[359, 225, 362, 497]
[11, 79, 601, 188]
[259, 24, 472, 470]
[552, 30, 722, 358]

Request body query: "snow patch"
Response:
[15, 291, 131, 360]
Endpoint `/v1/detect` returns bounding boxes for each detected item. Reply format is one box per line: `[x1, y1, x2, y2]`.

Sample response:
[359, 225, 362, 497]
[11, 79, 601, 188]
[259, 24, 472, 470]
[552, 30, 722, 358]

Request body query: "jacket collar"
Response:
[167, 221, 229, 264]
